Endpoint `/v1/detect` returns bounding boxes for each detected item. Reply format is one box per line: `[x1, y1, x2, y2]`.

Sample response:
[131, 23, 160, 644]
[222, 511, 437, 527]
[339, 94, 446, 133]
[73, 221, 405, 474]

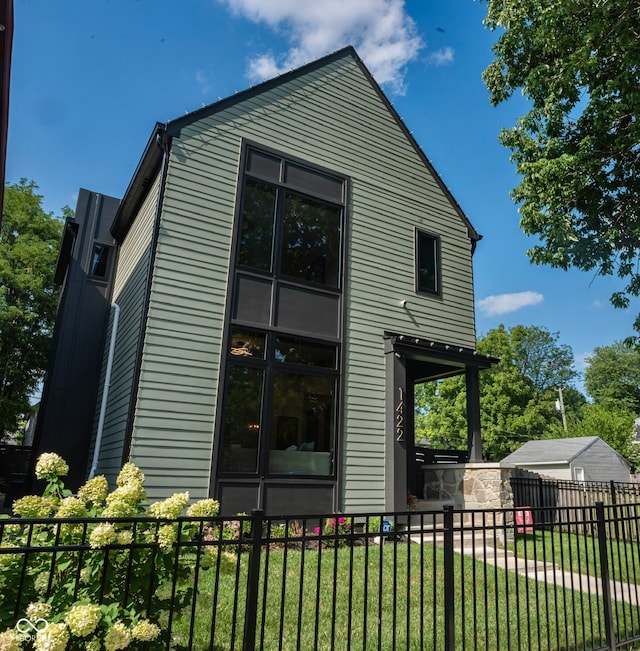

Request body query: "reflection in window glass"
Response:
[281, 192, 341, 287]
[417, 231, 439, 294]
[268, 372, 334, 475]
[90, 243, 111, 277]
[220, 366, 264, 473]
[275, 336, 337, 368]
[230, 328, 266, 359]
[238, 179, 276, 271]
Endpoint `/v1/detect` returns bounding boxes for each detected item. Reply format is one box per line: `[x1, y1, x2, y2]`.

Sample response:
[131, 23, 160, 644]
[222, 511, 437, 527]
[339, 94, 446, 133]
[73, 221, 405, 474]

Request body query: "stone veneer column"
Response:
[462, 463, 514, 510]
[421, 462, 515, 511]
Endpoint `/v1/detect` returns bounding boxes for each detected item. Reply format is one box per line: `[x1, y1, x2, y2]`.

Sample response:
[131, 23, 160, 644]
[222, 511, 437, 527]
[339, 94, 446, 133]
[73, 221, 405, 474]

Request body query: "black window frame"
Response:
[217, 143, 347, 481]
[219, 329, 340, 478]
[88, 241, 114, 281]
[415, 229, 441, 296]
[237, 150, 345, 292]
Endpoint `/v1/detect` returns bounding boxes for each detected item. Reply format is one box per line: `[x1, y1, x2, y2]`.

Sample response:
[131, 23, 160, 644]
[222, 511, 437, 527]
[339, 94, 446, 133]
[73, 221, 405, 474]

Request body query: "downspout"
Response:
[88, 302, 121, 479]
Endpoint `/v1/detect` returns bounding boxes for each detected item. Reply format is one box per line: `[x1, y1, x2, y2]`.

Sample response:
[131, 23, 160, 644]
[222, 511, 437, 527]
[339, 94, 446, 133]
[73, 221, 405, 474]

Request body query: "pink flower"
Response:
[314, 527, 321, 534]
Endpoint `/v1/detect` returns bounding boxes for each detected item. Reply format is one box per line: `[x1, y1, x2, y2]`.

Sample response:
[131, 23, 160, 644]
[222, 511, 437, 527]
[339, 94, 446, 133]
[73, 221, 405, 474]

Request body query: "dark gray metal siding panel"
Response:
[33, 190, 120, 491]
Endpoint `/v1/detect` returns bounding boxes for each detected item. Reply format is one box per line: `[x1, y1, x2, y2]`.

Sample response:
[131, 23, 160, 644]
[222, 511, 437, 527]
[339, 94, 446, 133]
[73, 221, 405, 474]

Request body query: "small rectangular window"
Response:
[416, 230, 440, 295]
[89, 243, 112, 278]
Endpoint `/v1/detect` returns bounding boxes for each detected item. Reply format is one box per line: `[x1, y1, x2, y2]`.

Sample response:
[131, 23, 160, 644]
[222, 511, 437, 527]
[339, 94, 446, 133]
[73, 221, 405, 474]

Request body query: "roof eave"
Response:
[385, 331, 500, 369]
[110, 123, 166, 242]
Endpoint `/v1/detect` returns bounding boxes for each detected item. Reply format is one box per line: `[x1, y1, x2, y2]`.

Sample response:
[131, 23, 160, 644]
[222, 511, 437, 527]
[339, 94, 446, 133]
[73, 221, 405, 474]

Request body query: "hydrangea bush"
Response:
[0, 453, 226, 650]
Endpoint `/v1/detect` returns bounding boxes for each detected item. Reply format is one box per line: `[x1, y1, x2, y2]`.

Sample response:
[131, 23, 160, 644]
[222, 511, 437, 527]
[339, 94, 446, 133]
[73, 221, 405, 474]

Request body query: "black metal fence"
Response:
[1, 502, 640, 650]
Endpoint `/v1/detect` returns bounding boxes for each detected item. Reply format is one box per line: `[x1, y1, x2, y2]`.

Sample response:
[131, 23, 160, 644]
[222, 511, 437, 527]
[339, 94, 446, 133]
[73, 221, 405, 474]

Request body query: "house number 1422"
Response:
[396, 387, 404, 441]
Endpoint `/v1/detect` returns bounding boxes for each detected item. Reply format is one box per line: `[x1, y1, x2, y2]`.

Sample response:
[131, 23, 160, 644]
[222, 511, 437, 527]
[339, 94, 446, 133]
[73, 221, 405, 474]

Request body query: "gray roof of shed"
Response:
[502, 436, 605, 466]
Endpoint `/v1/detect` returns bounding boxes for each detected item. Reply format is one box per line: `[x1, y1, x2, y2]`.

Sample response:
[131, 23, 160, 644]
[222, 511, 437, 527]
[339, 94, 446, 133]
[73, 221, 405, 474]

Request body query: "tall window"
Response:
[219, 146, 345, 477]
[416, 230, 441, 295]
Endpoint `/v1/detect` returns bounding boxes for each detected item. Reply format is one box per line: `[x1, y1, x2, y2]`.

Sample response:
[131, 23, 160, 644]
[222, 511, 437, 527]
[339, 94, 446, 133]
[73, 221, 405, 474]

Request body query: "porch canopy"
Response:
[384, 332, 499, 481]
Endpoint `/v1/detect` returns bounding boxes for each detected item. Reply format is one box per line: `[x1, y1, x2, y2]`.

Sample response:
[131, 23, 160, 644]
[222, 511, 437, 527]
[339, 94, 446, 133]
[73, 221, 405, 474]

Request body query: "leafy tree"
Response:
[0, 180, 64, 439]
[416, 325, 579, 460]
[483, 0, 640, 336]
[584, 342, 640, 413]
[509, 324, 576, 392]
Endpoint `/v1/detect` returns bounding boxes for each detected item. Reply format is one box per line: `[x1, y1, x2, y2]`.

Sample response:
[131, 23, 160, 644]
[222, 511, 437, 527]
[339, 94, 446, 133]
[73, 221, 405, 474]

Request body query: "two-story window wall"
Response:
[214, 145, 346, 514]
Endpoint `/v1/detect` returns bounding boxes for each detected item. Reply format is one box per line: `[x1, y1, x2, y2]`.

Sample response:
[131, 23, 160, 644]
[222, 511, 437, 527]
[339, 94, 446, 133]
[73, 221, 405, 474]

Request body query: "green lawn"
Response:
[169, 539, 640, 650]
[509, 528, 640, 585]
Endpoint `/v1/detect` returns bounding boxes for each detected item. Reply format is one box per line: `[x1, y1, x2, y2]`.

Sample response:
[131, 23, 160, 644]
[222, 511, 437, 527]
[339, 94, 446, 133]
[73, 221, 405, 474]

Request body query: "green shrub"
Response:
[0, 452, 226, 650]
[313, 515, 352, 547]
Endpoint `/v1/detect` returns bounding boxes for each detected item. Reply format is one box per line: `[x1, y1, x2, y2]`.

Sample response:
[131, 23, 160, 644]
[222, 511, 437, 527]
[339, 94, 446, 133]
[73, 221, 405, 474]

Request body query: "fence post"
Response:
[610, 480, 620, 539]
[595, 501, 615, 651]
[243, 508, 264, 651]
[443, 505, 455, 651]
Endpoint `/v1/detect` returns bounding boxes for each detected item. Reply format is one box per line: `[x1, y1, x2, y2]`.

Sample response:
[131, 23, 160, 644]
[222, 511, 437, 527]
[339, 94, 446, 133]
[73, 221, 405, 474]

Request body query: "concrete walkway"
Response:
[409, 529, 640, 606]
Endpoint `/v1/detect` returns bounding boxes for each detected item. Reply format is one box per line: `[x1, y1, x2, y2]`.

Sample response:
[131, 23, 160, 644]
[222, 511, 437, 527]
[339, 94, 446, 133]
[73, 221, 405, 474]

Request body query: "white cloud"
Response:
[195, 70, 212, 94]
[574, 351, 591, 371]
[217, 0, 424, 94]
[477, 291, 544, 316]
[427, 46, 454, 66]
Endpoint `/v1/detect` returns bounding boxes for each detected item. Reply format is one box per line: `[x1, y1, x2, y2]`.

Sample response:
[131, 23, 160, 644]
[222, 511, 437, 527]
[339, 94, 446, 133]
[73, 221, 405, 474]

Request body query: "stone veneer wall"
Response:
[421, 462, 515, 511]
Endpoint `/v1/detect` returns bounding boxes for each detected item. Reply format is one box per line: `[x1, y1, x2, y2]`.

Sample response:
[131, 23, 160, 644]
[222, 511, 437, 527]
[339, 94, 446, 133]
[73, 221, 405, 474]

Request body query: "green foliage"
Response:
[0, 452, 229, 650]
[313, 515, 352, 547]
[508, 324, 576, 392]
[584, 341, 640, 413]
[482, 0, 640, 338]
[0, 180, 65, 439]
[416, 325, 580, 460]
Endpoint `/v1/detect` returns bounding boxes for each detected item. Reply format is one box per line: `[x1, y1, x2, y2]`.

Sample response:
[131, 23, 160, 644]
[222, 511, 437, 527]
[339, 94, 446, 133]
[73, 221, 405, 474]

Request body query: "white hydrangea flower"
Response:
[148, 492, 189, 520]
[34, 622, 69, 651]
[25, 602, 52, 620]
[131, 619, 160, 642]
[64, 603, 102, 637]
[34, 453, 69, 480]
[186, 498, 220, 518]
[55, 497, 88, 519]
[103, 621, 131, 651]
[0, 628, 24, 651]
[89, 523, 117, 549]
[77, 476, 109, 505]
[156, 524, 176, 551]
[116, 463, 145, 488]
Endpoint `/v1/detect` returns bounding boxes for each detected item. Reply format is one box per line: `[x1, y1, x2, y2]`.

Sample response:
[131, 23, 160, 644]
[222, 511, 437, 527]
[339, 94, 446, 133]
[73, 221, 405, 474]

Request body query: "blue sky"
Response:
[7, 0, 637, 393]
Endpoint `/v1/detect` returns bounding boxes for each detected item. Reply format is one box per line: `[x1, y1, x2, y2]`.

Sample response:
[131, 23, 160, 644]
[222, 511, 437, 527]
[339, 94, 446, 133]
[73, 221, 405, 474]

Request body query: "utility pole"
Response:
[556, 386, 568, 433]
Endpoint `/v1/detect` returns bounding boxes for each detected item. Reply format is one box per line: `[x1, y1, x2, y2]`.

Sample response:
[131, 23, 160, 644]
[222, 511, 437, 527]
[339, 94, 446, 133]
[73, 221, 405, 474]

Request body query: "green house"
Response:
[34, 47, 496, 515]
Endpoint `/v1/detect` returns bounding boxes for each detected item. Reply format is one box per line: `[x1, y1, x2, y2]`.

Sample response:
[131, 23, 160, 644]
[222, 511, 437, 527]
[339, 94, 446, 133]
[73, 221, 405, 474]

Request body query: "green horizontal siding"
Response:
[92, 173, 159, 487]
[126, 54, 477, 508]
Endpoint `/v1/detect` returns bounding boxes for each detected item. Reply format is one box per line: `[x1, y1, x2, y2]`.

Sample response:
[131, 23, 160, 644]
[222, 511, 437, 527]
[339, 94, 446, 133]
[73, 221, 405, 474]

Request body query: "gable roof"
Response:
[502, 436, 628, 467]
[111, 46, 481, 244]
